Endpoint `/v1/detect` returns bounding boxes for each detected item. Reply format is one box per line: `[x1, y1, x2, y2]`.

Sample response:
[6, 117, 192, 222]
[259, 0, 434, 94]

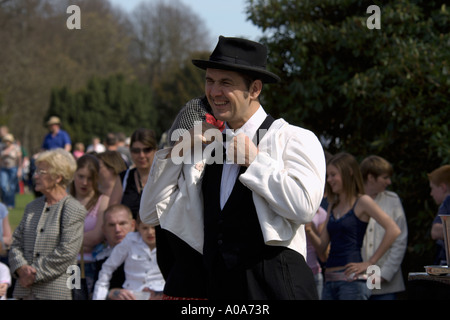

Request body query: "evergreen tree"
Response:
[47, 74, 157, 146]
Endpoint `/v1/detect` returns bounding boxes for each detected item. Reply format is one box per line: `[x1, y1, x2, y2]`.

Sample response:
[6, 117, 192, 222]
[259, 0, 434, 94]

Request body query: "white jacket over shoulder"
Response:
[140, 118, 326, 258]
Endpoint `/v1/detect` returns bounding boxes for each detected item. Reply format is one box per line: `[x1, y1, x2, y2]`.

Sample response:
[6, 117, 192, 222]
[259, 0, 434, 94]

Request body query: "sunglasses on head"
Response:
[130, 147, 153, 154]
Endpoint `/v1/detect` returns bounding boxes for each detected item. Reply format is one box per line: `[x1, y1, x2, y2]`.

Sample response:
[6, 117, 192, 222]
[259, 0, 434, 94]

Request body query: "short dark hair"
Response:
[130, 128, 157, 150]
[360, 155, 394, 183]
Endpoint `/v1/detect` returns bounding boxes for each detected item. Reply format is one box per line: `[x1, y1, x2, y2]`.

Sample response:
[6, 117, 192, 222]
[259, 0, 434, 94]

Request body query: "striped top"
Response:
[8, 195, 86, 300]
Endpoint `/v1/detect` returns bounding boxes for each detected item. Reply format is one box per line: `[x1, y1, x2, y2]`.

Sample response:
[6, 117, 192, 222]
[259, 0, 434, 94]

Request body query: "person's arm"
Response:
[63, 131, 72, 152]
[239, 126, 326, 224]
[8, 206, 32, 276]
[83, 195, 109, 250]
[346, 195, 401, 276]
[32, 201, 86, 283]
[376, 197, 408, 282]
[306, 210, 331, 256]
[109, 175, 123, 207]
[431, 222, 444, 240]
[92, 237, 130, 300]
[2, 215, 12, 248]
[16, 146, 23, 178]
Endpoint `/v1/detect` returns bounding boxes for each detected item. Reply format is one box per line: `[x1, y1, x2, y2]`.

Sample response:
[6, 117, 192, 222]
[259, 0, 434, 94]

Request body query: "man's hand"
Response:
[108, 288, 136, 300]
[143, 287, 163, 300]
[168, 121, 222, 159]
[0, 283, 8, 298]
[227, 133, 258, 167]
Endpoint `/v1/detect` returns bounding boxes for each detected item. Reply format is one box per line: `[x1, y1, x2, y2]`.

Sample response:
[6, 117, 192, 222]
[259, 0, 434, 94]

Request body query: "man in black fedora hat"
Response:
[141, 36, 325, 300]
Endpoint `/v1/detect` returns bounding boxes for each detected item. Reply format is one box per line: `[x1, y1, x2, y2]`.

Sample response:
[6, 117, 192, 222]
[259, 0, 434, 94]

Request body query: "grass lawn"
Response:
[8, 192, 35, 231]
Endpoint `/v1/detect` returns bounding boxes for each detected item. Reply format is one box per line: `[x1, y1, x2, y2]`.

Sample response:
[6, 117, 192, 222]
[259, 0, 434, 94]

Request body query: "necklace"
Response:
[136, 169, 146, 193]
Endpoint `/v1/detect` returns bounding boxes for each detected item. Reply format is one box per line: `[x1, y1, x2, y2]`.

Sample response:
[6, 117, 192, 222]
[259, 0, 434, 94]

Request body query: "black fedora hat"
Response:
[192, 36, 280, 84]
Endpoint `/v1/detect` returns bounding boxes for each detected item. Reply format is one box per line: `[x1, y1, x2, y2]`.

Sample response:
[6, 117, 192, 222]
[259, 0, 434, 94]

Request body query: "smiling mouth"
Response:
[213, 100, 229, 108]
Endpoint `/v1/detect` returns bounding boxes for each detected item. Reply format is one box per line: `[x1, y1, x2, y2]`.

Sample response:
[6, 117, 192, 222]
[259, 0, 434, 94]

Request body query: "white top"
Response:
[0, 262, 11, 300]
[362, 190, 408, 295]
[140, 112, 326, 259]
[220, 106, 267, 209]
[92, 232, 165, 300]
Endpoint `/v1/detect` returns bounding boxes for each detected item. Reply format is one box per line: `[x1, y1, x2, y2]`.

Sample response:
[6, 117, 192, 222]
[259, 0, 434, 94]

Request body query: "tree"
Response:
[0, 0, 134, 154]
[151, 51, 210, 135]
[129, 0, 211, 85]
[247, 0, 449, 266]
[127, 0, 212, 135]
[47, 74, 157, 147]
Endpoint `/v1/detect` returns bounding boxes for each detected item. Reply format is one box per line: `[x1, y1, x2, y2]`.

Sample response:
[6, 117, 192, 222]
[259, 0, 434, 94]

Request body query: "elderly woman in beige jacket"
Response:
[9, 149, 86, 300]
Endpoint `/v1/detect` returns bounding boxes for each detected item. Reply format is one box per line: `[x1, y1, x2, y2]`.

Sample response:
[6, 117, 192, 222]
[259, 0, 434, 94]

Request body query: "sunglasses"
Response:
[130, 147, 154, 154]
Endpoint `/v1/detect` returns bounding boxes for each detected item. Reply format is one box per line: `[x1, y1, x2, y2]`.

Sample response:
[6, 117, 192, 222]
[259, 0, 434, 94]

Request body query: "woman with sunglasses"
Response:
[110, 128, 157, 220]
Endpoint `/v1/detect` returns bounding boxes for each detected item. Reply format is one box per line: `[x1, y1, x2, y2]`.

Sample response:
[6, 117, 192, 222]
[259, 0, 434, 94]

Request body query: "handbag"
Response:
[72, 244, 90, 300]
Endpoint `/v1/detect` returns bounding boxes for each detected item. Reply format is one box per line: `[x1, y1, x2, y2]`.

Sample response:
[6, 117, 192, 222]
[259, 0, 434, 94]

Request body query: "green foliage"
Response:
[248, 0, 449, 258]
[46, 74, 157, 146]
[151, 51, 210, 135]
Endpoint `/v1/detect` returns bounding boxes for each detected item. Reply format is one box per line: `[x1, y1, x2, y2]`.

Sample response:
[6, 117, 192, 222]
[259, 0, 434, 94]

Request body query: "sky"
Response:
[109, 0, 263, 49]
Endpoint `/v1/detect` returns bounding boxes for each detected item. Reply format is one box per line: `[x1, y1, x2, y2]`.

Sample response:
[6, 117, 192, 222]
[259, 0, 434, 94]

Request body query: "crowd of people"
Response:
[0, 36, 449, 301]
[0, 118, 165, 300]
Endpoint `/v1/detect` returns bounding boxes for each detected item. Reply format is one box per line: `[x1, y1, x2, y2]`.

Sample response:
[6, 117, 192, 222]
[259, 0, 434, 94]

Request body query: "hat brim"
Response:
[192, 59, 280, 84]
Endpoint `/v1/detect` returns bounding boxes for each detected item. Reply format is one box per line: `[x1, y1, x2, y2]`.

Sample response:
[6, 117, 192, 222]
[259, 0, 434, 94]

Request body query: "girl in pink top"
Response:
[70, 154, 110, 295]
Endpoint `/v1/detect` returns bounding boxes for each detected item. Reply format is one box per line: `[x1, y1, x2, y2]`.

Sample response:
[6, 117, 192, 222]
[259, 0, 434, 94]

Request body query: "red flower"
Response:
[205, 113, 225, 132]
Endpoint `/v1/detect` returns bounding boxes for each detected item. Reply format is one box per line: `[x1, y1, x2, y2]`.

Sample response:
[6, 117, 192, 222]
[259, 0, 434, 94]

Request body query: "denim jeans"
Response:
[314, 272, 324, 300]
[322, 280, 372, 300]
[0, 167, 18, 208]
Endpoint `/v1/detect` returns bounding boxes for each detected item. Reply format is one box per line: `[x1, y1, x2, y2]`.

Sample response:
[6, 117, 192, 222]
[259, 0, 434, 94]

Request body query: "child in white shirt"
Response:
[92, 217, 165, 300]
[0, 261, 11, 300]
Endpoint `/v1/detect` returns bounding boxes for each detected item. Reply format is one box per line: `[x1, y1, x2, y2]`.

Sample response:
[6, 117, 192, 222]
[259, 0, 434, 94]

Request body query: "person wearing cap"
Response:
[0, 134, 22, 209]
[41, 116, 72, 152]
[140, 36, 326, 300]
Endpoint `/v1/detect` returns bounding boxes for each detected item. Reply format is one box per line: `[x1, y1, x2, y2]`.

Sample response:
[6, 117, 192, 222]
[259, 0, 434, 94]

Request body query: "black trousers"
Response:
[206, 246, 318, 300]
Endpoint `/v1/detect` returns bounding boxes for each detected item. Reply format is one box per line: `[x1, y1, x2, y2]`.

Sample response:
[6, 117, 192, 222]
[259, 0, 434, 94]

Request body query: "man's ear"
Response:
[249, 80, 263, 99]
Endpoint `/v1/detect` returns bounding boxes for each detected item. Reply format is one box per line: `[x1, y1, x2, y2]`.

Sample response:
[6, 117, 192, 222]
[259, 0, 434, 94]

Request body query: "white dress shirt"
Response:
[92, 232, 165, 300]
[221, 106, 267, 209]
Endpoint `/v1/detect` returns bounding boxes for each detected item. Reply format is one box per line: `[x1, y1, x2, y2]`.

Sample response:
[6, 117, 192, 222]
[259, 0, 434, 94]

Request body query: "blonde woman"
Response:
[8, 149, 86, 300]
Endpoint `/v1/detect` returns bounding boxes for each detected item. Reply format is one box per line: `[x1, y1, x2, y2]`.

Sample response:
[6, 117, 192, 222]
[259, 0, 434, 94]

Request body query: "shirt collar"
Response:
[224, 106, 267, 142]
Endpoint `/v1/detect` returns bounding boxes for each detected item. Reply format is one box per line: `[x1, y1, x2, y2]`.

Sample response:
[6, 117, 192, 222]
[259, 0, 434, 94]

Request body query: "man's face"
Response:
[48, 123, 59, 133]
[205, 68, 260, 129]
[430, 182, 447, 205]
[103, 209, 135, 247]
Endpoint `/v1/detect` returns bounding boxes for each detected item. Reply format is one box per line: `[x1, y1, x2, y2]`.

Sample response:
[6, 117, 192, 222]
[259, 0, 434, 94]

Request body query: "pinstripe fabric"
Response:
[8, 195, 86, 300]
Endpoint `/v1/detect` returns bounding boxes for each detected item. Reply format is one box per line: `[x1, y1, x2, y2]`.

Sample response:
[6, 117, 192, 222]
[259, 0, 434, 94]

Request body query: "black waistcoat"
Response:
[202, 115, 274, 271]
